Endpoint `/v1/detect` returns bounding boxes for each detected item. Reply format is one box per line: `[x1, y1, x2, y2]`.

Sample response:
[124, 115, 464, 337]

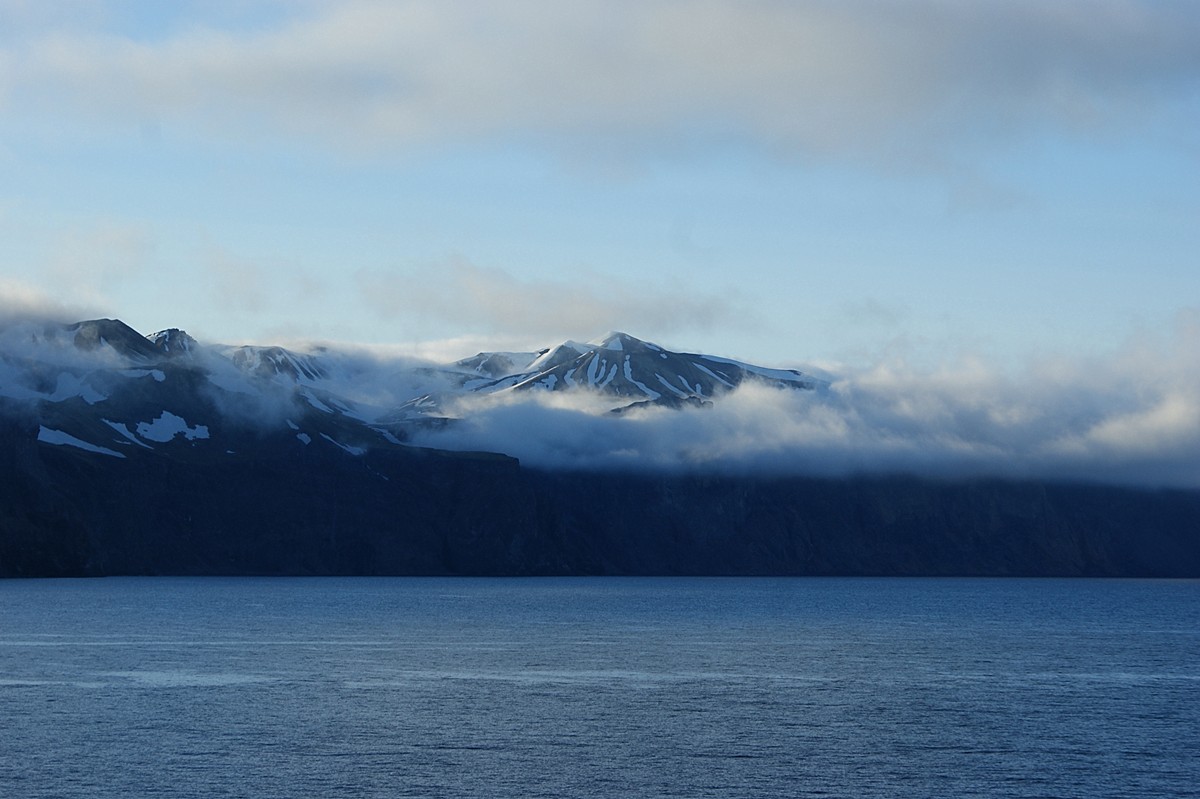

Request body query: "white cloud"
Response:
[357, 255, 745, 341]
[5, 1, 1198, 163]
[0, 277, 100, 322]
[409, 309, 1200, 487]
[47, 221, 153, 283]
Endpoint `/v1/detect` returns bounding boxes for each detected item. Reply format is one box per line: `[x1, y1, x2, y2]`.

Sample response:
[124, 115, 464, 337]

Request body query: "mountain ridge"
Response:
[1, 318, 828, 462]
[3, 315, 1198, 578]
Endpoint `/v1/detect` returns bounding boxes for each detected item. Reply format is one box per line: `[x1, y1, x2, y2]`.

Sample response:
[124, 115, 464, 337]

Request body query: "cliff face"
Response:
[3, 415, 1198, 578]
[537, 473, 1200, 577]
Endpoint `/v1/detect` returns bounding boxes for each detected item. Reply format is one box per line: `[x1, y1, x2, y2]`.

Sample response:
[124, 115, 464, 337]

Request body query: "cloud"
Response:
[357, 255, 744, 341]
[0, 220, 156, 317]
[47, 221, 154, 286]
[204, 245, 270, 315]
[3, 295, 1196, 487]
[409, 310, 1200, 487]
[5, 0, 1198, 163]
[0, 277, 98, 323]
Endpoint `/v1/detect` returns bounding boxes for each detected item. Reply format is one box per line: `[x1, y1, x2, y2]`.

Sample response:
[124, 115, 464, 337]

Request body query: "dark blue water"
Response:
[1, 577, 1197, 798]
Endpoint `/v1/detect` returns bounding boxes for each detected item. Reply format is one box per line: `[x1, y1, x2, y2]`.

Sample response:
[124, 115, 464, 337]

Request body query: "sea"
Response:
[1, 577, 1197, 798]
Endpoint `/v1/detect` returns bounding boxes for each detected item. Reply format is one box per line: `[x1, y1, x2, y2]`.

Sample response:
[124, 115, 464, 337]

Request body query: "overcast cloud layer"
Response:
[5, 0, 1199, 161]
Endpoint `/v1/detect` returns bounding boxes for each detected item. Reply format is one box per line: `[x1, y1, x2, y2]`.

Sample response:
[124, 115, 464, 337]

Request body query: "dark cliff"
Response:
[3, 415, 1198, 578]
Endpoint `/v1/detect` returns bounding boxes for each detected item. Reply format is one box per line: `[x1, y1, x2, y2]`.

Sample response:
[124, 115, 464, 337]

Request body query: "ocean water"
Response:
[1, 577, 1197, 798]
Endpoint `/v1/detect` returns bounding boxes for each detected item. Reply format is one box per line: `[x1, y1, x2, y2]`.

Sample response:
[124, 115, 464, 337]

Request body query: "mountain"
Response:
[2, 317, 1198, 578]
[0, 317, 404, 463]
[395, 331, 827, 421]
[449, 331, 825, 400]
[0, 319, 828, 455]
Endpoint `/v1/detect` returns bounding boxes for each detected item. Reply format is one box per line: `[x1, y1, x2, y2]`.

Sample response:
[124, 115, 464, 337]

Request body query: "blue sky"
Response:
[1, 0, 1197, 371]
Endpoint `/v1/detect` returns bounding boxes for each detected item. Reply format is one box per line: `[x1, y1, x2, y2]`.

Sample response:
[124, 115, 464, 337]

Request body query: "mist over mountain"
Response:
[4, 314, 1196, 487]
[1, 315, 1197, 577]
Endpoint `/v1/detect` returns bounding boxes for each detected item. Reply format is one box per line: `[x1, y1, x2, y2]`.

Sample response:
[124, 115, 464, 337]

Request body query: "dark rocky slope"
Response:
[3, 413, 1197, 577]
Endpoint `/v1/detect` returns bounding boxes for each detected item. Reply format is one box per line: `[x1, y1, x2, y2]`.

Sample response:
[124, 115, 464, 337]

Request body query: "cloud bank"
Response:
[357, 256, 744, 340]
[2, 306, 1197, 487]
[411, 311, 1200, 488]
[0, 278, 98, 324]
[6, 0, 1199, 163]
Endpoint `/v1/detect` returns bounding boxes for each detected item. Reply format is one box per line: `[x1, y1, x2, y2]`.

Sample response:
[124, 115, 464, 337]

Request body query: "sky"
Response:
[2, 0, 1199, 486]
[0, 0, 1197, 373]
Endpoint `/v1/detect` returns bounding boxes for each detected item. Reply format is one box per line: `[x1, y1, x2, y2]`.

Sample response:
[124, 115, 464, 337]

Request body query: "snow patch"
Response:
[296, 432, 312, 445]
[599, 362, 618, 388]
[49, 373, 107, 404]
[203, 368, 258, 396]
[624, 356, 661, 399]
[37, 427, 125, 458]
[654, 373, 689, 398]
[320, 433, 365, 456]
[371, 427, 404, 445]
[586, 355, 603, 385]
[693, 362, 736, 388]
[119, 368, 166, 382]
[302, 389, 334, 413]
[136, 411, 210, 442]
[103, 420, 154, 449]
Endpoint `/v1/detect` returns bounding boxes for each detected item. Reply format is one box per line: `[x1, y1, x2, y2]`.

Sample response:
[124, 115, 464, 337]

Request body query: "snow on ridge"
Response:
[526, 342, 587, 373]
[587, 331, 632, 351]
[37, 426, 126, 458]
[700, 355, 829, 387]
[692, 361, 736, 388]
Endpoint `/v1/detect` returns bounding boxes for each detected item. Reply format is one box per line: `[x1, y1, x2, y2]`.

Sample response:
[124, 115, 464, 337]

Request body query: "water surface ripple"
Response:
[1, 577, 1197, 798]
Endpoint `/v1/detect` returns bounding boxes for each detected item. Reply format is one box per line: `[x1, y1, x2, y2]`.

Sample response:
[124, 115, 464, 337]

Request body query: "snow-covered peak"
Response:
[225, 345, 327, 383]
[453, 350, 541, 379]
[526, 341, 589, 373]
[148, 328, 198, 356]
[588, 331, 630, 351]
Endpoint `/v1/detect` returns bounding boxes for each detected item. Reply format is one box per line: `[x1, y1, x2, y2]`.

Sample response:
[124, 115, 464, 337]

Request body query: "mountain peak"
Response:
[69, 318, 165, 361]
[586, 331, 644, 352]
[490, 331, 824, 409]
[148, 328, 198, 356]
